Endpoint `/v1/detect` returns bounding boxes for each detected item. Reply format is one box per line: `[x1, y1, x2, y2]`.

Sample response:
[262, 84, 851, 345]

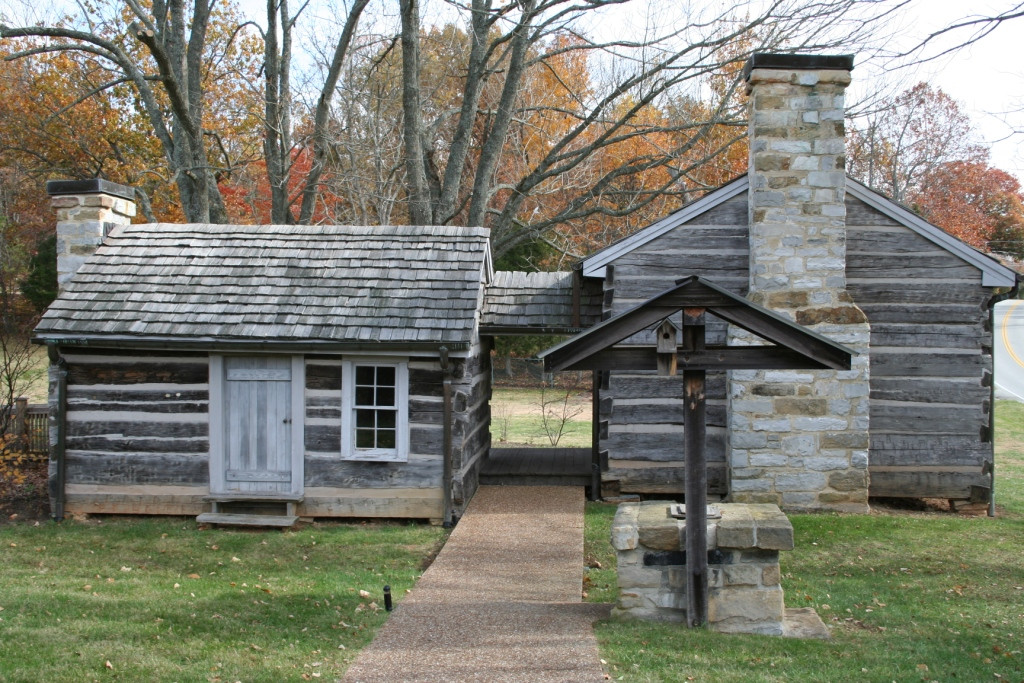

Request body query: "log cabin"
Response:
[36, 53, 1018, 522]
[36, 205, 492, 525]
[482, 54, 1019, 510]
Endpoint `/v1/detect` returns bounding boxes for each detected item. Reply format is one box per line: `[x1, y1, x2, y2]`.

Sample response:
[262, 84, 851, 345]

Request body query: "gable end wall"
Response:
[845, 196, 994, 500]
[598, 195, 749, 495]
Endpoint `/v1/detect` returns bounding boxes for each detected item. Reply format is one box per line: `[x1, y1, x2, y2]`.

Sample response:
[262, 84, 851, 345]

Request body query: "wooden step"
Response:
[196, 512, 299, 528]
[203, 492, 304, 503]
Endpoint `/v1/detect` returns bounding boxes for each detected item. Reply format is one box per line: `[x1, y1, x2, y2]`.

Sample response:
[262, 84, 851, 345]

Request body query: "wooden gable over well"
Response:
[539, 276, 854, 374]
[539, 275, 853, 628]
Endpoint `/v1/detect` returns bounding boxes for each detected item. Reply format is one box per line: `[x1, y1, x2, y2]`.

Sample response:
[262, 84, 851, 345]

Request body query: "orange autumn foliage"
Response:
[912, 161, 1024, 254]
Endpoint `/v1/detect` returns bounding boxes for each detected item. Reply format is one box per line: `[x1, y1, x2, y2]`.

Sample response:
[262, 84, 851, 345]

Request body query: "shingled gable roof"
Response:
[35, 223, 492, 350]
[579, 175, 1018, 288]
[539, 276, 854, 373]
[480, 270, 602, 334]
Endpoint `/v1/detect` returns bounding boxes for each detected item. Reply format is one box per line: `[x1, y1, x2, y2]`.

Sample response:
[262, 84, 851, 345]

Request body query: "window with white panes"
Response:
[341, 361, 408, 462]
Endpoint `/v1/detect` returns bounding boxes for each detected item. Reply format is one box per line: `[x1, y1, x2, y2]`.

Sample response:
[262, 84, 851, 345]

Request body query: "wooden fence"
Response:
[3, 398, 49, 455]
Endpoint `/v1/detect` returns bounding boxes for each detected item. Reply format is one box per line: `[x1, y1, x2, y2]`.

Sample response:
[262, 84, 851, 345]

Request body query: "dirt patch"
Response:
[870, 496, 992, 517]
[0, 458, 50, 525]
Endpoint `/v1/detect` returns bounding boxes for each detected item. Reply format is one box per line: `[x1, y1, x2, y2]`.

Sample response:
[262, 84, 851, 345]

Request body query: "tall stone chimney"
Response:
[728, 54, 871, 513]
[46, 179, 136, 291]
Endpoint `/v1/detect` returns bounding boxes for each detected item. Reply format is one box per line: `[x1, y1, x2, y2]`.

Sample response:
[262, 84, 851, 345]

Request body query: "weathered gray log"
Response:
[68, 362, 209, 385]
[66, 452, 208, 484]
[603, 429, 727, 461]
[305, 457, 441, 488]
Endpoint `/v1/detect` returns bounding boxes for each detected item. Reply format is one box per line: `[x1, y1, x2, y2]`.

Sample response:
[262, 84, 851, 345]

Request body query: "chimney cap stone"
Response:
[743, 53, 854, 81]
[46, 178, 135, 201]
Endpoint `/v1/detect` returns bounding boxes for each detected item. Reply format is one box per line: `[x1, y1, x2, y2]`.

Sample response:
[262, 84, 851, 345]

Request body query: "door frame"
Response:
[208, 354, 305, 496]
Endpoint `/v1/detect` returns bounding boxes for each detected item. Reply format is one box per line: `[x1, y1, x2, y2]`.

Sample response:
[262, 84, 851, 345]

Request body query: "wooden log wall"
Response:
[446, 337, 492, 510]
[304, 355, 445, 518]
[60, 349, 211, 515]
[846, 196, 994, 500]
[58, 349, 468, 519]
[599, 195, 749, 494]
[303, 351, 486, 518]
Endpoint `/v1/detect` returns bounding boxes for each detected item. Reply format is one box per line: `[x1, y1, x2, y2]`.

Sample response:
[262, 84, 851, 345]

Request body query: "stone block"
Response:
[749, 505, 794, 550]
[770, 140, 812, 154]
[717, 507, 755, 548]
[781, 491, 817, 507]
[732, 492, 780, 504]
[729, 478, 772, 493]
[851, 450, 869, 469]
[636, 503, 680, 550]
[722, 564, 761, 586]
[753, 417, 791, 432]
[803, 456, 850, 472]
[708, 586, 785, 626]
[618, 565, 664, 590]
[730, 431, 768, 449]
[821, 431, 868, 449]
[83, 194, 115, 208]
[762, 371, 814, 383]
[615, 549, 642, 568]
[828, 469, 867, 492]
[50, 196, 82, 209]
[775, 472, 826, 492]
[774, 397, 827, 416]
[781, 434, 815, 456]
[731, 399, 773, 414]
[791, 416, 848, 431]
[750, 383, 795, 398]
[654, 590, 688, 610]
[610, 503, 640, 551]
[737, 549, 779, 564]
[762, 565, 781, 586]
[750, 453, 788, 467]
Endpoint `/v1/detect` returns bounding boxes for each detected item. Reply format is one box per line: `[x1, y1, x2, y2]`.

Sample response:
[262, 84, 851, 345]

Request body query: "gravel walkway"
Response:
[343, 486, 610, 682]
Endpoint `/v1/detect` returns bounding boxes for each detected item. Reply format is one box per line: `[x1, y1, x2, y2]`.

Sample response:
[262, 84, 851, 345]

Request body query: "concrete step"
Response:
[196, 512, 299, 527]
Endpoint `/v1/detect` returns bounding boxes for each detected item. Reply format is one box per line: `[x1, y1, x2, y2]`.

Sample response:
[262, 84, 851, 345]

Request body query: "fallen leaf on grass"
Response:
[187, 573, 201, 579]
[358, 590, 371, 599]
[105, 660, 113, 670]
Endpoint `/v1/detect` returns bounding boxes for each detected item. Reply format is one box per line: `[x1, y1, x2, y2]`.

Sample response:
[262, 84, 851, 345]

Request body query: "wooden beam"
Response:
[559, 346, 837, 372]
[706, 305, 852, 370]
[684, 368, 708, 627]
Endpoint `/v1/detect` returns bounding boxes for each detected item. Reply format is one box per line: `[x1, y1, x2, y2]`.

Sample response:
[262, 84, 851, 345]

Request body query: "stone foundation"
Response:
[611, 501, 794, 635]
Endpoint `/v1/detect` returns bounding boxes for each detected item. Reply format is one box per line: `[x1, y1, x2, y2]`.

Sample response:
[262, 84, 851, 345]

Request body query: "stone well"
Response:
[611, 501, 797, 635]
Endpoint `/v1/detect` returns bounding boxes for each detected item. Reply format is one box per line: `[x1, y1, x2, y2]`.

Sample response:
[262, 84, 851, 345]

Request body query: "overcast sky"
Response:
[864, 0, 1024, 182]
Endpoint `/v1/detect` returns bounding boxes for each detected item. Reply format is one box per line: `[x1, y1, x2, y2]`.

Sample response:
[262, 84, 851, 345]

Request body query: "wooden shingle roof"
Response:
[36, 223, 491, 350]
[480, 271, 602, 334]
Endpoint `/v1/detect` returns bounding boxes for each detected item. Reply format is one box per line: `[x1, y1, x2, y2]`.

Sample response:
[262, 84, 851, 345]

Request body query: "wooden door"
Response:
[217, 356, 299, 495]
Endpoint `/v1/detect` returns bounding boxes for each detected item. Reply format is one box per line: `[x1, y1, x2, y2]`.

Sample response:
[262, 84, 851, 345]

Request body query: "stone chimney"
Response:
[727, 54, 871, 513]
[47, 179, 136, 291]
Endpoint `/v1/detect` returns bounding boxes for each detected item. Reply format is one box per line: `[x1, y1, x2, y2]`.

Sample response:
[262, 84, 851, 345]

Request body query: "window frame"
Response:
[339, 359, 409, 462]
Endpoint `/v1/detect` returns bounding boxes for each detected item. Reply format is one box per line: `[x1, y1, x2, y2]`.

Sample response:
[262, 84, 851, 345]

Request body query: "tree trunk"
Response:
[400, 0, 433, 226]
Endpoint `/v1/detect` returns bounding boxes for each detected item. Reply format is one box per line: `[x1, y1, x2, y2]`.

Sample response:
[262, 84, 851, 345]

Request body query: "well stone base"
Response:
[611, 501, 805, 636]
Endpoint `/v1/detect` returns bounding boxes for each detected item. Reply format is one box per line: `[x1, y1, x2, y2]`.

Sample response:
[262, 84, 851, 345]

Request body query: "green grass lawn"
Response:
[490, 386, 592, 448]
[0, 519, 446, 681]
[585, 400, 1024, 682]
[3, 393, 1022, 681]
